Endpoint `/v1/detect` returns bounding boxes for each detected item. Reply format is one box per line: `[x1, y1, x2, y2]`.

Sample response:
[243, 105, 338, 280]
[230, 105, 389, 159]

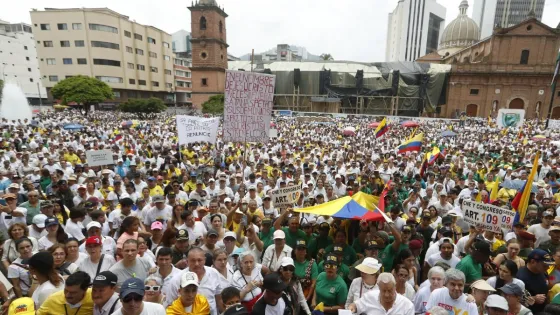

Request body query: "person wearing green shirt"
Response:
[258, 217, 275, 251]
[308, 222, 334, 259]
[301, 221, 316, 245]
[317, 246, 351, 281]
[19, 191, 42, 224]
[312, 255, 348, 315]
[324, 230, 356, 266]
[274, 209, 306, 249]
[349, 240, 384, 280]
[293, 239, 318, 301]
[379, 222, 410, 272]
[456, 240, 492, 290]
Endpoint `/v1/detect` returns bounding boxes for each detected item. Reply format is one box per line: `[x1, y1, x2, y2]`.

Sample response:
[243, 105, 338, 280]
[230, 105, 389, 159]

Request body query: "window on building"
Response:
[24, 46, 28, 50]
[164, 55, 171, 61]
[470, 89, 479, 95]
[49, 75, 58, 82]
[65, 76, 74, 79]
[135, 48, 144, 55]
[63, 58, 73, 65]
[134, 33, 143, 40]
[57, 23, 67, 30]
[166, 83, 172, 88]
[74, 40, 85, 47]
[520, 50, 530, 64]
[138, 80, 146, 86]
[165, 69, 172, 75]
[124, 31, 131, 38]
[46, 58, 56, 65]
[129, 79, 136, 84]
[113, 91, 121, 98]
[27, 68, 31, 72]
[150, 67, 158, 73]
[148, 37, 156, 44]
[95, 76, 123, 83]
[186, 92, 192, 98]
[202, 78, 208, 86]
[60, 41, 71, 47]
[25, 57, 29, 61]
[128, 91, 137, 98]
[126, 46, 133, 53]
[29, 78, 33, 82]
[152, 81, 159, 87]
[200, 17, 207, 30]
[91, 41, 120, 50]
[43, 41, 53, 47]
[185, 72, 191, 78]
[127, 63, 134, 69]
[93, 59, 121, 67]
[149, 52, 157, 58]
[219, 21, 223, 33]
[72, 23, 82, 30]
[163, 42, 170, 48]
[77, 58, 87, 65]
[137, 64, 145, 71]
[89, 23, 118, 33]
[40, 24, 50, 30]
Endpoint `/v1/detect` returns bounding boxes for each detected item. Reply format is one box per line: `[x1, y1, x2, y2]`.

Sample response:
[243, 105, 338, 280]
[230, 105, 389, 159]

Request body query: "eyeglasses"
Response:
[123, 294, 143, 303]
[145, 285, 160, 291]
[282, 266, 295, 272]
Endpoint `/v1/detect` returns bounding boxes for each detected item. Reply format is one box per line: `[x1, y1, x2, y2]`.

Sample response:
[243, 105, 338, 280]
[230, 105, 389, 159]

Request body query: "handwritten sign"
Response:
[86, 149, 114, 167]
[223, 70, 276, 143]
[176, 115, 219, 144]
[271, 185, 302, 208]
[462, 200, 515, 232]
[548, 119, 560, 130]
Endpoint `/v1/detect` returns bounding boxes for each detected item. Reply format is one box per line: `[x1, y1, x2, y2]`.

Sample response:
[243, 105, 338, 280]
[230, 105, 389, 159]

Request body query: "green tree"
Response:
[119, 97, 167, 117]
[201, 94, 224, 114]
[320, 53, 334, 61]
[50, 75, 113, 117]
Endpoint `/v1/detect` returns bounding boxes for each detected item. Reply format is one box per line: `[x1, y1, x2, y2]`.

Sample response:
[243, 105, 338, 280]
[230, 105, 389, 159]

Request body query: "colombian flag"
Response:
[512, 152, 540, 222]
[398, 133, 423, 154]
[428, 147, 440, 165]
[374, 118, 389, 138]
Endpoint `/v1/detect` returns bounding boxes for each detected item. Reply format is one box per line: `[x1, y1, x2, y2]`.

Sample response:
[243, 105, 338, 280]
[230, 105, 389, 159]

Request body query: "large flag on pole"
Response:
[512, 152, 540, 222]
[398, 133, 423, 154]
[374, 118, 389, 138]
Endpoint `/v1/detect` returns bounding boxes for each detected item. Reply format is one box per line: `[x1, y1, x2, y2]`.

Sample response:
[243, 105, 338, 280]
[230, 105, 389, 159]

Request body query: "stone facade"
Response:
[417, 18, 560, 119]
[188, 2, 228, 109]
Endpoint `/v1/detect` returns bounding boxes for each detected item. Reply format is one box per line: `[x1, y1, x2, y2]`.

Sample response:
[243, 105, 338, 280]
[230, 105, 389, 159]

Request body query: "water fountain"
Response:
[0, 82, 33, 121]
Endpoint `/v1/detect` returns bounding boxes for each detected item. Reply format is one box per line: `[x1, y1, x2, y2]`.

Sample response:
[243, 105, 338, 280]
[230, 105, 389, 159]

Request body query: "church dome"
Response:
[438, 0, 480, 56]
[198, 0, 218, 6]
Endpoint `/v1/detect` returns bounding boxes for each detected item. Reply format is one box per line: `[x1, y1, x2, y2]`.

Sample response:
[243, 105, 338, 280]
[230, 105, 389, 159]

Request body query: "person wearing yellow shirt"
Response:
[37, 271, 94, 315]
[184, 172, 201, 193]
[166, 272, 210, 315]
[63, 148, 82, 166]
[497, 186, 517, 203]
[147, 177, 164, 196]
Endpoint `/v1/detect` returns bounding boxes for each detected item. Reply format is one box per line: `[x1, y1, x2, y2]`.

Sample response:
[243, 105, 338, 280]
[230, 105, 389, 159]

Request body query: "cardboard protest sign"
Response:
[223, 70, 276, 143]
[548, 119, 560, 130]
[86, 149, 114, 167]
[271, 185, 302, 208]
[462, 199, 515, 232]
[176, 115, 219, 144]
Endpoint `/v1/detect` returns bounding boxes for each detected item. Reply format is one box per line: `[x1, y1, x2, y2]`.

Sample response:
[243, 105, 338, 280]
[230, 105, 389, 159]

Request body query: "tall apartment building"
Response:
[0, 19, 47, 104]
[386, 0, 446, 62]
[30, 8, 175, 106]
[174, 56, 192, 106]
[473, 0, 545, 39]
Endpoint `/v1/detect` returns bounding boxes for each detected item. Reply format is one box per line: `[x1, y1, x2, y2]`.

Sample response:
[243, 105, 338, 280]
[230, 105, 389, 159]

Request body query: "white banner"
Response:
[223, 70, 276, 143]
[86, 149, 114, 167]
[462, 199, 516, 232]
[496, 109, 525, 128]
[176, 115, 219, 144]
[270, 185, 302, 208]
[548, 119, 560, 130]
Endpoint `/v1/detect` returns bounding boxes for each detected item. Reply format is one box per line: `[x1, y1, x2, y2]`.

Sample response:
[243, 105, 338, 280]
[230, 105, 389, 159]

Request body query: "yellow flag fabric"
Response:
[518, 152, 540, 221]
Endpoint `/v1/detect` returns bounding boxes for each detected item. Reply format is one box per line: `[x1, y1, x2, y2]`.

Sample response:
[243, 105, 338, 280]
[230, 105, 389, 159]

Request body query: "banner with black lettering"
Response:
[176, 115, 219, 144]
[462, 199, 515, 232]
[270, 185, 302, 208]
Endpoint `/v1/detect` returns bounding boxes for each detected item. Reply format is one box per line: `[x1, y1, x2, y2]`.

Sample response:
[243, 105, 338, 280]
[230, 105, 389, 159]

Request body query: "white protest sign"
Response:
[496, 109, 525, 128]
[269, 128, 278, 138]
[548, 119, 560, 130]
[176, 115, 219, 144]
[462, 199, 515, 232]
[86, 149, 114, 167]
[271, 185, 302, 207]
[223, 70, 276, 143]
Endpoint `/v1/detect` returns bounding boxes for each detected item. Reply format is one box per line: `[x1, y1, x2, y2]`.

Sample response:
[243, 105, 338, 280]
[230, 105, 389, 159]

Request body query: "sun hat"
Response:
[355, 257, 382, 274]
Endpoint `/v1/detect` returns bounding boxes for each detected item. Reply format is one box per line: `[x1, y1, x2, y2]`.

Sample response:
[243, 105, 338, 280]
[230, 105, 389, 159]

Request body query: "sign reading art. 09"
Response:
[85, 149, 114, 167]
[223, 70, 276, 143]
[271, 185, 302, 208]
[462, 199, 516, 232]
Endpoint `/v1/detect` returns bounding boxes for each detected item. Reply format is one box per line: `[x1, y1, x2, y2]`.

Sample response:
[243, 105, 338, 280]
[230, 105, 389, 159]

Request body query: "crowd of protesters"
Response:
[0, 109, 559, 315]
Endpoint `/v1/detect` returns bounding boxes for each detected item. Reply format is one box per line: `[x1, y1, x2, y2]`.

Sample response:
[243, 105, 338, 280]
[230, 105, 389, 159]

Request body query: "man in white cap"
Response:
[79, 221, 117, 256]
[166, 271, 210, 314]
[348, 272, 414, 315]
[484, 295, 509, 315]
[261, 230, 292, 273]
[28, 214, 47, 239]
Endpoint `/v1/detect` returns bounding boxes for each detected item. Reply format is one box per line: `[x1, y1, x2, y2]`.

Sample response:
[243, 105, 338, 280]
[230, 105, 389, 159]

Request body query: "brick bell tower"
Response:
[188, 0, 228, 109]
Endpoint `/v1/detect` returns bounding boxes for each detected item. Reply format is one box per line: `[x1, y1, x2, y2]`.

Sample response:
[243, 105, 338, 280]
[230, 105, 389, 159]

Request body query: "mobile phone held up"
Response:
[0, 199, 7, 206]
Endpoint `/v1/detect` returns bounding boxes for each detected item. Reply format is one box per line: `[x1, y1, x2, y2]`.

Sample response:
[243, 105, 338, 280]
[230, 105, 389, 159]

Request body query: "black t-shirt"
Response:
[516, 266, 548, 313]
[252, 292, 293, 315]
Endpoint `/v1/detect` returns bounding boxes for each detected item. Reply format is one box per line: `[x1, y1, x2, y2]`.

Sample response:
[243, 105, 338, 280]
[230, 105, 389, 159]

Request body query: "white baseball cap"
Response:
[32, 214, 48, 228]
[224, 231, 237, 240]
[280, 257, 294, 267]
[86, 221, 102, 230]
[484, 295, 508, 311]
[180, 272, 199, 288]
[273, 230, 285, 240]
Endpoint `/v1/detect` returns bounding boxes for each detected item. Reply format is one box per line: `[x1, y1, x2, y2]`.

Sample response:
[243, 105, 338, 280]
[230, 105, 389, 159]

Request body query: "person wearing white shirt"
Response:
[261, 230, 293, 273]
[425, 269, 478, 315]
[0, 193, 27, 240]
[345, 257, 382, 309]
[348, 272, 414, 315]
[111, 277, 166, 315]
[64, 209, 87, 242]
[91, 271, 122, 315]
[527, 209, 554, 247]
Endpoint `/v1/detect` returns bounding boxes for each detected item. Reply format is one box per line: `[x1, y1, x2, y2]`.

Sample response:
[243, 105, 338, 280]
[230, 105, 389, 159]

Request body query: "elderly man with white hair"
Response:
[425, 269, 478, 315]
[347, 272, 414, 315]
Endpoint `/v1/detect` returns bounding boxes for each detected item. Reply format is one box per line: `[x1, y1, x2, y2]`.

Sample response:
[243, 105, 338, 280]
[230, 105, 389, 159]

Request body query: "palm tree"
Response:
[320, 53, 334, 61]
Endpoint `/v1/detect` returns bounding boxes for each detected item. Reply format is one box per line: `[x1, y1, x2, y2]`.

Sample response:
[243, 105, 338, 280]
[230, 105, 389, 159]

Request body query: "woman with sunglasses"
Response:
[312, 254, 348, 315]
[8, 238, 35, 297]
[344, 257, 381, 309]
[143, 276, 165, 304]
[277, 257, 311, 315]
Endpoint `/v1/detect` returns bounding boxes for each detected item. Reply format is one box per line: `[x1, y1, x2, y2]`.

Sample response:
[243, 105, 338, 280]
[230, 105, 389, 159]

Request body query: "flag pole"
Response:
[546, 48, 560, 129]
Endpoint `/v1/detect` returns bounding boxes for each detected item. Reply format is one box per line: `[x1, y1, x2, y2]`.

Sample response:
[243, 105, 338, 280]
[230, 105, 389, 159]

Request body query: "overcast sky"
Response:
[3, 0, 559, 61]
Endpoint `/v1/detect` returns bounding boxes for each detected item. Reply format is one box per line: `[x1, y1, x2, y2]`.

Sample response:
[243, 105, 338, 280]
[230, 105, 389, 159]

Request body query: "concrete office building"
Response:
[172, 29, 192, 54]
[386, 0, 447, 62]
[0, 19, 47, 104]
[30, 8, 175, 107]
[473, 0, 545, 39]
